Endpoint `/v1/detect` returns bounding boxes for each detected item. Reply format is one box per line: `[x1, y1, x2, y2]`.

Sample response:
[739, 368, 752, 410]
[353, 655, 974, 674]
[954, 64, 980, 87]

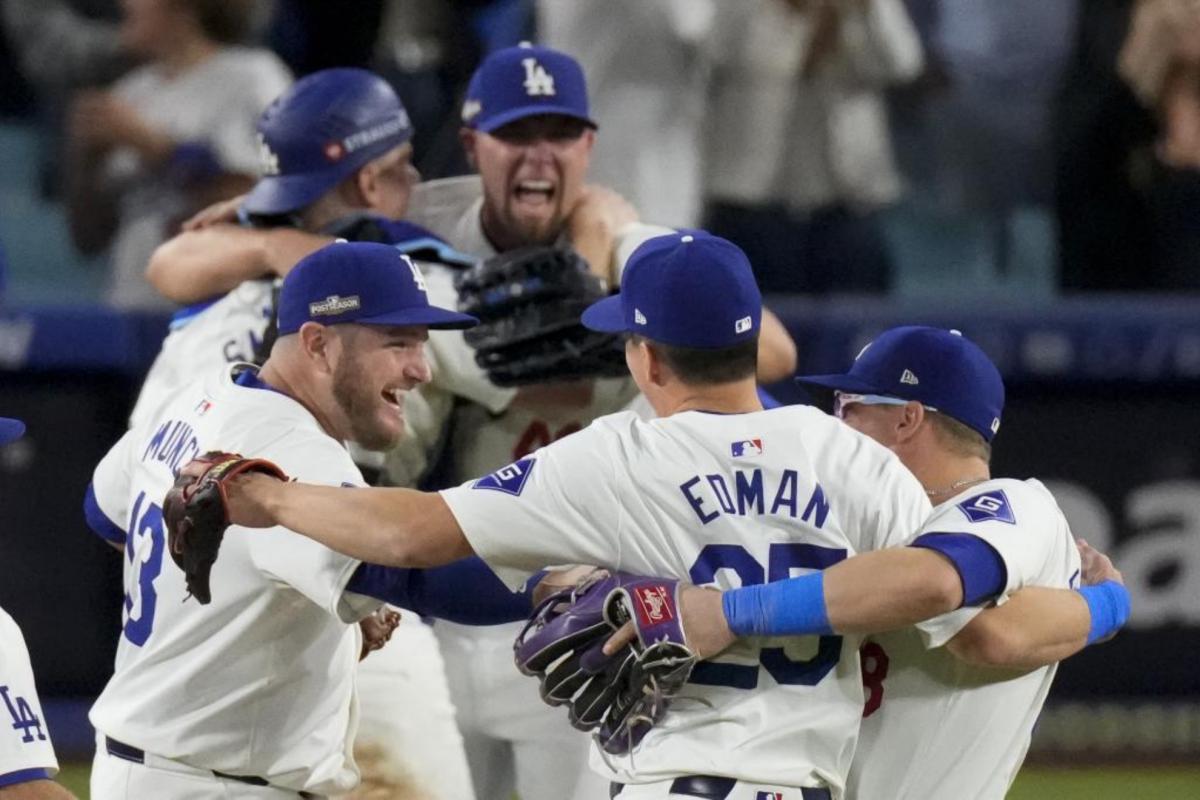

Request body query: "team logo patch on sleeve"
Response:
[472, 457, 536, 496]
[958, 490, 1016, 525]
[731, 438, 763, 457]
[755, 793, 785, 800]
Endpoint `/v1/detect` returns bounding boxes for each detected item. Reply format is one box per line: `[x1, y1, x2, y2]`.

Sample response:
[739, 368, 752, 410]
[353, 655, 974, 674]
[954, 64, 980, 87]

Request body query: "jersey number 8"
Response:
[688, 543, 846, 689]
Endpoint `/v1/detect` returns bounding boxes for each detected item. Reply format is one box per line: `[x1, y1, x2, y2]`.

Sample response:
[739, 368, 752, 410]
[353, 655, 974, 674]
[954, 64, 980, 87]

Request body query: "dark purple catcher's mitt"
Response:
[514, 570, 697, 755]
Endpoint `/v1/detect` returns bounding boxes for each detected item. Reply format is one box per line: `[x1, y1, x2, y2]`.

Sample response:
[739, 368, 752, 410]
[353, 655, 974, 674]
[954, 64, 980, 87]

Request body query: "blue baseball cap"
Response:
[461, 43, 596, 133]
[276, 242, 477, 335]
[582, 231, 762, 349]
[243, 68, 413, 216]
[796, 326, 1005, 441]
[0, 417, 24, 445]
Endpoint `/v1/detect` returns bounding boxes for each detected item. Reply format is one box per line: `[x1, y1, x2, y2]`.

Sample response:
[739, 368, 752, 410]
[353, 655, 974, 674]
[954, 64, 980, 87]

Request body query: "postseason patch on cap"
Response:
[473, 457, 536, 496]
[309, 294, 361, 317]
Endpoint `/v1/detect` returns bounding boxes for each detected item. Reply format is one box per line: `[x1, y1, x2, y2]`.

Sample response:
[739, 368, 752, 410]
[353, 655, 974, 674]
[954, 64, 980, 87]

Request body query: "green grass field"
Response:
[54, 763, 1200, 798]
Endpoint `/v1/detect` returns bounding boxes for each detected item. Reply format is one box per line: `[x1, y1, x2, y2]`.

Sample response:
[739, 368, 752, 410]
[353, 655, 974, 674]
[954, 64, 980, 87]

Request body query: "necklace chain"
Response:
[925, 476, 988, 498]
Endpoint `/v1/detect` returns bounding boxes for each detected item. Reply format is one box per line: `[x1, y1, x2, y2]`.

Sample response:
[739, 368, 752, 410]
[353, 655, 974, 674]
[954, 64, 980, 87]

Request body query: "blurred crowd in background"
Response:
[1, 0, 1199, 308]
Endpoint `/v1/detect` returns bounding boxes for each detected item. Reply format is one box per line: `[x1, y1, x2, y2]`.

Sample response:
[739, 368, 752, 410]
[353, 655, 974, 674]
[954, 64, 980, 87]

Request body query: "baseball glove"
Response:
[455, 246, 628, 387]
[162, 451, 289, 604]
[514, 570, 697, 755]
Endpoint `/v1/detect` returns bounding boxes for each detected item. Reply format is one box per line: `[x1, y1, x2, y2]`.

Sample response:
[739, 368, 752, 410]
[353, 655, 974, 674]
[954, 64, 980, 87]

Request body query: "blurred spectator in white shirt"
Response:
[64, 0, 290, 310]
[537, 0, 718, 228]
[703, 0, 922, 294]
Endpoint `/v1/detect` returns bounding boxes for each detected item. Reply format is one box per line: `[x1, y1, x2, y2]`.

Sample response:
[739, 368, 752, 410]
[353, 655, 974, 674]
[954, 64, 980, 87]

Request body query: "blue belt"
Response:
[106, 736, 318, 798]
[610, 775, 832, 799]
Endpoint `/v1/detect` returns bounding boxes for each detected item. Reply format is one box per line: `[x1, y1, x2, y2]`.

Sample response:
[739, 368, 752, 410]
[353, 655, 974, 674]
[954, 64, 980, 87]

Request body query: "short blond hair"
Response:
[929, 411, 992, 463]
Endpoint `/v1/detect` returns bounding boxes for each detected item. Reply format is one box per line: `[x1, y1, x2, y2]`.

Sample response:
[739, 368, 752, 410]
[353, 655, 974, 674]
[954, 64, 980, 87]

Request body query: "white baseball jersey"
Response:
[390, 176, 670, 487]
[130, 278, 276, 429]
[441, 406, 932, 793]
[847, 478, 1082, 800]
[399, 177, 668, 800]
[89, 365, 379, 796]
[0, 608, 58, 786]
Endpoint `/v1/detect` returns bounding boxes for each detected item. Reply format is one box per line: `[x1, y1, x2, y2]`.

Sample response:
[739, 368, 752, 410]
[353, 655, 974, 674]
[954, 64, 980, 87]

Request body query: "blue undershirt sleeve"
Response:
[83, 482, 126, 547]
[910, 532, 1008, 606]
[346, 558, 542, 625]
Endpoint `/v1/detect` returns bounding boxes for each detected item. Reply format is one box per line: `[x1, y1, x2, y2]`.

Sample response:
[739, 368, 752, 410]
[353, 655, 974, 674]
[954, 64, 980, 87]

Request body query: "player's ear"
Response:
[460, 128, 479, 169]
[297, 322, 335, 374]
[642, 341, 669, 387]
[895, 401, 926, 445]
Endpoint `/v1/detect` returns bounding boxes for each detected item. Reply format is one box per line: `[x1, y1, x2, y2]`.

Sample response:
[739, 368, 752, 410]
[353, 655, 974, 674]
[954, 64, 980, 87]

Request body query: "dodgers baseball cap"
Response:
[796, 326, 1005, 441]
[276, 242, 477, 335]
[461, 43, 596, 133]
[243, 68, 413, 216]
[0, 416, 24, 445]
[582, 231, 761, 349]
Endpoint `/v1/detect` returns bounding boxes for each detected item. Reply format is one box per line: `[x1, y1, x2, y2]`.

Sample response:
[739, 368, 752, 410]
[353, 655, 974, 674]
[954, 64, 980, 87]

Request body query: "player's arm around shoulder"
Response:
[146, 222, 333, 304]
[945, 538, 1129, 670]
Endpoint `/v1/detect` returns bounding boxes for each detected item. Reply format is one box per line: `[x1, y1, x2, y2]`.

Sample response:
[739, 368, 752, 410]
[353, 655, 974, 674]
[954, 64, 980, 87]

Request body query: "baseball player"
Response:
[398, 43, 796, 800]
[133, 68, 493, 798]
[0, 417, 76, 800]
[792, 327, 1119, 799]
[181, 232, 1017, 798]
[191, 233, 1132, 798]
[83, 243, 558, 799]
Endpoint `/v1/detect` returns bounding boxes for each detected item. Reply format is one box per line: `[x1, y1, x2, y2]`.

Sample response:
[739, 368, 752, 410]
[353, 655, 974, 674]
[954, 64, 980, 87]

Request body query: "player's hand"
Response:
[532, 566, 608, 606]
[566, 185, 638, 284]
[182, 194, 247, 231]
[602, 583, 735, 660]
[359, 606, 402, 660]
[1077, 538, 1123, 586]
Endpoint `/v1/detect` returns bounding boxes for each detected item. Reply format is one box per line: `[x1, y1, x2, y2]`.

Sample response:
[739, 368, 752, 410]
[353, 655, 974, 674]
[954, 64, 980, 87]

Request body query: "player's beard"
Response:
[332, 352, 404, 452]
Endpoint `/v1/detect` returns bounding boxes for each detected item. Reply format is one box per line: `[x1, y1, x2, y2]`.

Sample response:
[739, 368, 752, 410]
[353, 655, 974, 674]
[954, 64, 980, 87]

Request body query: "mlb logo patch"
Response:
[632, 585, 675, 627]
[472, 457, 536, 496]
[731, 439, 763, 457]
[958, 489, 1016, 525]
[194, 399, 213, 416]
[755, 792, 785, 800]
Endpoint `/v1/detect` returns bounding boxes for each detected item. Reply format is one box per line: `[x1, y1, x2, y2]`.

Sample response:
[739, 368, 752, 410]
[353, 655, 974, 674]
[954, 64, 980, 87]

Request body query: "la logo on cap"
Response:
[257, 133, 280, 176]
[522, 58, 555, 96]
[401, 254, 427, 292]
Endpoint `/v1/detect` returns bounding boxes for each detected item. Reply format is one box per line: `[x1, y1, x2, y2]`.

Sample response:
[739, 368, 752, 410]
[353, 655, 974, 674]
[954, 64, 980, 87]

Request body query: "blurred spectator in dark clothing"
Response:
[703, 0, 923, 295]
[268, 0, 385, 75]
[63, 0, 290, 309]
[1056, 0, 1200, 290]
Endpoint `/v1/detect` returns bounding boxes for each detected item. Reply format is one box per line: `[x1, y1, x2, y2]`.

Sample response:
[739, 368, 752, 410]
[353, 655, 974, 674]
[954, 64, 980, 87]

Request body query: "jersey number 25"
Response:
[688, 543, 846, 688]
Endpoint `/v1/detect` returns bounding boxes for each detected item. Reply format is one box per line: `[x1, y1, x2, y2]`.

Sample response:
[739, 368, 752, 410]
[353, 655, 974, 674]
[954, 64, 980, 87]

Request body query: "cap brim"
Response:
[243, 171, 346, 216]
[581, 295, 626, 333]
[357, 306, 479, 331]
[0, 417, 25, 445]
[794, 373, 884, 395]
[475, 105, 598, 134]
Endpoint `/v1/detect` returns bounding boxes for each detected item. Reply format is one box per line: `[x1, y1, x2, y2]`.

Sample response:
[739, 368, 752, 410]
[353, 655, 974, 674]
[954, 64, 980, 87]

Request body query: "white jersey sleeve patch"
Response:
[0, 610, 58, 780]
[440, 422, 623, 589]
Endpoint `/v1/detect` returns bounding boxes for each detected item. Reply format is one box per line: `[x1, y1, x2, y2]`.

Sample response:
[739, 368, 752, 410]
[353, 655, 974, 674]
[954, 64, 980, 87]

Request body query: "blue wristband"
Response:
[1078, 580, 1131, 645]
[721, 572, 833, 638]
